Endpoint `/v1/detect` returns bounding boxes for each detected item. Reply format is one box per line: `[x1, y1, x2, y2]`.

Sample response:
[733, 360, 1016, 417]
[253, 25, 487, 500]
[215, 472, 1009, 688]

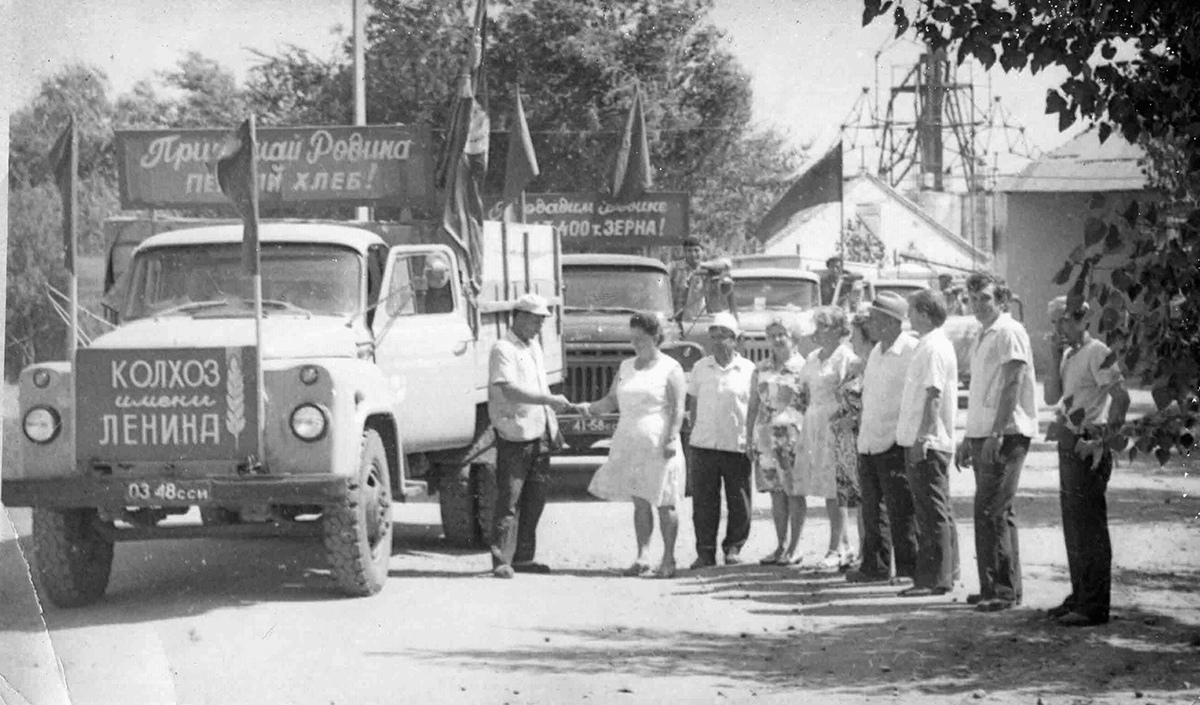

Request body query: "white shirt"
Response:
[858, 332, 919, 454]
[965, 313, 1039, 439]
[687, 354, 756, 452]
[1060, 335, 1123, 431]
[488, 331, 558, 442]
[897, 327, 958, 453]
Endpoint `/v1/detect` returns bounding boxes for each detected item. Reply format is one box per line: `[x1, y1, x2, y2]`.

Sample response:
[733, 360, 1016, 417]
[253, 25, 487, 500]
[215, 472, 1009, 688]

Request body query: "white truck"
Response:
[2, 218, 562, 605]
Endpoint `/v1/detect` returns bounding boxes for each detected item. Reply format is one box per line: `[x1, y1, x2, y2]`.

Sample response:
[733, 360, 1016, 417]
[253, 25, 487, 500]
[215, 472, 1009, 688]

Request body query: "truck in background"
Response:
[2, 216, 562, 604]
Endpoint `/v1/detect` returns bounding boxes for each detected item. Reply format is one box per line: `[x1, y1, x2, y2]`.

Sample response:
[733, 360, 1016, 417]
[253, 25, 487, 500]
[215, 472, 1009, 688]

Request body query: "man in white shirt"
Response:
[488, 293, 573, 579]
[896, 289, 961, 597]
[849, 292, 919, 584]
[957, 272, 1039, 611]
[1043, 296, 1129, 627]
[686, 312, 756, 568]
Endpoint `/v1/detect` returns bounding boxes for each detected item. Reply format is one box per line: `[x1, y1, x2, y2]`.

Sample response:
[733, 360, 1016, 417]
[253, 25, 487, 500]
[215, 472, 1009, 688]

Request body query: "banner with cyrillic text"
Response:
[76, 347, 259, 463]
[115, 126, 433, 210]
[488, 192, 689, 247]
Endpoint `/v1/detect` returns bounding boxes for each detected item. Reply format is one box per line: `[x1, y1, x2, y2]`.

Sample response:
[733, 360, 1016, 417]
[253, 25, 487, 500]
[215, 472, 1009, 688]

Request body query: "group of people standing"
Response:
[486, 268, 1127, 629]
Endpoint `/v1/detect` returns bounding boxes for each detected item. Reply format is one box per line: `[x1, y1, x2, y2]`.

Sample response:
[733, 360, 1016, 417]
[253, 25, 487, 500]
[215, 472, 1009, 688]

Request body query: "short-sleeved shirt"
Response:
[687, 354, 756, 452]
[1060, 335, 1123, 431]
[488, 331, 557, 442]
[965, 313, 1039, 439]
[897, 327, 959, 453]
[858, 332, 919, 454]
[670, 261, 704, 319]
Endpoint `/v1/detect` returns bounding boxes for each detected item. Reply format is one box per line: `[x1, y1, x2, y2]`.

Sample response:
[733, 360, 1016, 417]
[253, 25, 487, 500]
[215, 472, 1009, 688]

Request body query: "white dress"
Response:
[588, 355, 686, 507]
[794, 345, 856, 499]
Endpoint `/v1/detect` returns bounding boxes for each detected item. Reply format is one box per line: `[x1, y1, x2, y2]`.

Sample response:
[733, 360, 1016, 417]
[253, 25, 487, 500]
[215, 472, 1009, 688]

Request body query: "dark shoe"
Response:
[512, 561, 551, 574]
[724, 550, 743, 566]
[1057, 611, 1108, 627]
[899, 586, 950, 598]
[966, 593, 989, 605]
[845, 570, 891, 584]
[975, 598, 1015, 612]
[493, 565, 515, 579]
[1046, 602, 1075, 620]
[690, 556, 717, 570]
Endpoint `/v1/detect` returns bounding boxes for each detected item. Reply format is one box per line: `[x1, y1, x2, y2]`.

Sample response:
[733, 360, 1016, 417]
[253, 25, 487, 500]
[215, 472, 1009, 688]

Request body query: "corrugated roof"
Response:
[997, 128, 1147, 192]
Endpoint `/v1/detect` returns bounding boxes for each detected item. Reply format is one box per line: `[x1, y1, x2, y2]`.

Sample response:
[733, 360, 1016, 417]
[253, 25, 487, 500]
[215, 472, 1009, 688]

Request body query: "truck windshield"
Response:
[122, 242, 362, 320]
[732, 277, 819, 310]
[564, 266, 672, 314]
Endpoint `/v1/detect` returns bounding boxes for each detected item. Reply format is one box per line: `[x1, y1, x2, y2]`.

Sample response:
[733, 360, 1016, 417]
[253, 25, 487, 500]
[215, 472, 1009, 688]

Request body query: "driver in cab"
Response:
[417, 256, 455, 314]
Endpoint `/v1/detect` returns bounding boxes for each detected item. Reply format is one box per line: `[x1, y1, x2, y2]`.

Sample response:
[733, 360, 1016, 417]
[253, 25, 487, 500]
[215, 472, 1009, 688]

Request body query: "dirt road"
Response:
[2, 447, 1199, 705]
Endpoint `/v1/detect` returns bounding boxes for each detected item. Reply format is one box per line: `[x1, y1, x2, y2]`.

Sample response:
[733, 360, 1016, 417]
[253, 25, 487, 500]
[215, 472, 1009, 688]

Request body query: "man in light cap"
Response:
[848, 291, 919, 585]
[488, 293, 573, 579]
[419, 255, 455, 314]
[686, 311, 757, 568]
[1043, 295, 1129, 626]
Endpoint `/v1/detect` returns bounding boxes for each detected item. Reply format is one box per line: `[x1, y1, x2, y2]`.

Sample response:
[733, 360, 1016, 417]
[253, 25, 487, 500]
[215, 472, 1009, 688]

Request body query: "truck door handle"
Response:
[453, 341, 470, 356]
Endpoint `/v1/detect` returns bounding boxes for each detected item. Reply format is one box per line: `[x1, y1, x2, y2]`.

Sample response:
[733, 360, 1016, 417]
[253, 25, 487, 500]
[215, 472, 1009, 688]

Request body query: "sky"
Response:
[4, 0, 1083, 181]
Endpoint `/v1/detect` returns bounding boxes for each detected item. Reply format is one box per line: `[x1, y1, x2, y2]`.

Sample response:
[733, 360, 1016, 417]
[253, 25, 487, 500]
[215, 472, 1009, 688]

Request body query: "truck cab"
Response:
[558, 254, 703, 453]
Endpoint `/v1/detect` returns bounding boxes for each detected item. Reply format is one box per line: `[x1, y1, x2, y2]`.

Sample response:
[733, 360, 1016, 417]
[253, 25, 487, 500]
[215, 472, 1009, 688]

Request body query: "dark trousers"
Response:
[1057, 435, 1112, 620]
[690, 447, 752, 559]
[857, 445, 918, 578]
[490, 435, 550, 569]
[969, 435, 1030, 602]
[904, 448, 960, 590]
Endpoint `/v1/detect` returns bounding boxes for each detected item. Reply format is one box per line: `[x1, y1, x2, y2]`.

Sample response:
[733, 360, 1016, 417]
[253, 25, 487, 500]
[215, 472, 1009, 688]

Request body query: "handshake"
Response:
[547, 394, 590, 416]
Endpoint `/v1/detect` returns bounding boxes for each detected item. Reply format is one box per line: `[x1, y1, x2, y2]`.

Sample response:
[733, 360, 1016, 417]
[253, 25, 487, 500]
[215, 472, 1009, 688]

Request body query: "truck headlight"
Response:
[290, 404, 327, 442]
[23, 407, 61, 444]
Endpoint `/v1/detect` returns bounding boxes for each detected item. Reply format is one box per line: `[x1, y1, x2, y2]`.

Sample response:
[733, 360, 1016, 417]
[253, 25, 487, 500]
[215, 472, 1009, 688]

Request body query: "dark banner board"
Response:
[116, 126, 433, 210]
[488, 192, 689, 248]
[76, 347, 259, 463]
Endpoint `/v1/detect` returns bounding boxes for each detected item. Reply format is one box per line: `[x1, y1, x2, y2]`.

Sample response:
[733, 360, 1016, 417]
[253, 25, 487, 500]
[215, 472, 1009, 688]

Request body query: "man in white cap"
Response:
[848, 291, 919, 585]
[1042, 295, 1128, 626]
[686, 311, 757, 568]
[488, 293, 573, 579]
[419, 255, 455, 314]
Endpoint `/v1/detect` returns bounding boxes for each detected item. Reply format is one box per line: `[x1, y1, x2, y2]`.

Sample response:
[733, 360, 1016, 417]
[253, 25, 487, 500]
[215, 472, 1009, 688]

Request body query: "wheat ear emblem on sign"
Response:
[225, 348, 246, 448]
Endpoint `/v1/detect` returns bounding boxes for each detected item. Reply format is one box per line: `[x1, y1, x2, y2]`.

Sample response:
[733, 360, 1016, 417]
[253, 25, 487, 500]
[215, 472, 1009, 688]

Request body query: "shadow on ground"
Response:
[403, 568, 1200, 699]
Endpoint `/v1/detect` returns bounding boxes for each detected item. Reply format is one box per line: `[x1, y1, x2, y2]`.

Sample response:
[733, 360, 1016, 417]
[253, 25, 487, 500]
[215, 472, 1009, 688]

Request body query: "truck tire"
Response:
[438, 463, 496, 548]
[31, 508, 114, 608]
[322, 429, 392, 597]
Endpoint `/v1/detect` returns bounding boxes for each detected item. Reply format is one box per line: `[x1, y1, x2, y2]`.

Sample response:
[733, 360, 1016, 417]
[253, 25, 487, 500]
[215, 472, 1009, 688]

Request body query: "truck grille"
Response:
[564, 349, 628, 402]
[742, 337, 771, 364]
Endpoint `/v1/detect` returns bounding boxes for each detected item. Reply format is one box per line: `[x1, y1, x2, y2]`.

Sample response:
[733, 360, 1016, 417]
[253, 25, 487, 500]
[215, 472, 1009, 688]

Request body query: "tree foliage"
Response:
[865, 0, 1200, 463]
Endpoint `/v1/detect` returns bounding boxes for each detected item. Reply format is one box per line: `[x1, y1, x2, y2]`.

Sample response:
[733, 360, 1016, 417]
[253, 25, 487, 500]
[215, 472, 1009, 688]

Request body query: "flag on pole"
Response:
[437, 0, 489, 292]
[503, 90, 539, 208]
[755, 140, 843, 242]
[610, 86, 653, 203]
[216, 117, 261, 275]
[48, 116, 78, 275]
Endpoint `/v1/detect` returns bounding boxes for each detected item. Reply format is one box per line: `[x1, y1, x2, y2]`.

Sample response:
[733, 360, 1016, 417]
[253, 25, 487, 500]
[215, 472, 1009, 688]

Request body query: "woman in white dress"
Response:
[795, 306, 862, 569]
[584, 313, 687, 578]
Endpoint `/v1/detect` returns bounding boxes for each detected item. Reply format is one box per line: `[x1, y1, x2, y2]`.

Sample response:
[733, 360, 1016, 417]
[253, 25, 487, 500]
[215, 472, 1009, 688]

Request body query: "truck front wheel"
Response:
[32, 508, 114, 608]
[322, 429, 393, 596]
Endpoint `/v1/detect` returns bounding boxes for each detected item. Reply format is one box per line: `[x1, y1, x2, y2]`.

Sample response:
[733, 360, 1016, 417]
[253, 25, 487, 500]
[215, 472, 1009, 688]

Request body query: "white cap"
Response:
[708, 311, 740, 336]
[514, 292, 552, 317]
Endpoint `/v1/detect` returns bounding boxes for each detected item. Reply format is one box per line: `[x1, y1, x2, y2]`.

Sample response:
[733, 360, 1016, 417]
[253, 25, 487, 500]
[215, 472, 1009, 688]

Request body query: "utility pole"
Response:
[353, 0, 370, 221]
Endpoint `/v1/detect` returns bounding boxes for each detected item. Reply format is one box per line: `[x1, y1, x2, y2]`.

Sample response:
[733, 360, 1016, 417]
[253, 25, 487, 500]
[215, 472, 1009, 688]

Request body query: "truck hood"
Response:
[731, 308, 817, 337]
[563, 311, 640, 344]
[90, 316, 366, 359]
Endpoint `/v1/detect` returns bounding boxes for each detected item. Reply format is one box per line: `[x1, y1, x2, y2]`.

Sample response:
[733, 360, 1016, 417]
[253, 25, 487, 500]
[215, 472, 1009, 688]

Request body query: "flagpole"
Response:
[248, 115, 267, 470]
[67, 123, 79, 362]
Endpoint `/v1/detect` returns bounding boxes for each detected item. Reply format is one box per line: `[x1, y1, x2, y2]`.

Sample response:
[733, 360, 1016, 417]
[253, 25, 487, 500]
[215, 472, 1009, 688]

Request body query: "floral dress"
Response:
[829, 360, 864, 508]
[751, 355, 807, 496]
[794, 345, 860, 499]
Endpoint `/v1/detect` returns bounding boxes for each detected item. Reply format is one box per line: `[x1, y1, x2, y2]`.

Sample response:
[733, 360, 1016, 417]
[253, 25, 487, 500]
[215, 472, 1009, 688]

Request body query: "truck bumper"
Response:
[558, 413, 618, 454]
[0, 475, 350, 509]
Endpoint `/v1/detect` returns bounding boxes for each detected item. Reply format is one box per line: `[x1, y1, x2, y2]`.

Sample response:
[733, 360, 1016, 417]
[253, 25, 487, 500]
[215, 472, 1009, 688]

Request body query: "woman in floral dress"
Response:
[745, 318, 807, 566]
[796, 306, 863, 569]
